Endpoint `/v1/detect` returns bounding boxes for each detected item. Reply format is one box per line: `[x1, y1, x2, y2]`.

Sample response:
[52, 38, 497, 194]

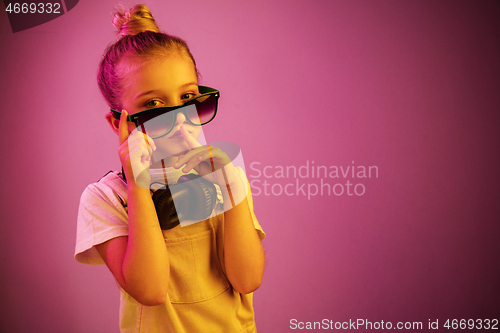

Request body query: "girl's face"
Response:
[115, 53, 201, 159]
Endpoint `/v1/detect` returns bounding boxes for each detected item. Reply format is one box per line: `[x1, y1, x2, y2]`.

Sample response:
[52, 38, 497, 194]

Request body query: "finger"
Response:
[142, 132, 156, 151]
[128, 131, 154, 158]
[127, 128, 156, 151]
[181, 150, 210, 173]
[128, 144, 152, 177]
[197, 148, 217, 173]
[127, 134, 151, 152]
[196, 150, 218, 171]
[173, 146, 205, 169]
[180, 125, 201, 149]
[129, 142, 152, 163]
[199, 147, 231, 166]
[119, 110, 129, 145]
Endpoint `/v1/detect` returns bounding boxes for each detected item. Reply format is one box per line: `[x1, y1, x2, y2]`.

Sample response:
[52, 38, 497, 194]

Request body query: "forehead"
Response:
[118, 53, 198, 94]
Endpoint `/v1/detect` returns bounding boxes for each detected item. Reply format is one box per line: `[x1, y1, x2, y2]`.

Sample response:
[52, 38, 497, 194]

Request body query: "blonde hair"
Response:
[98, 4, 199, 110]
[112, 4, 160, 36]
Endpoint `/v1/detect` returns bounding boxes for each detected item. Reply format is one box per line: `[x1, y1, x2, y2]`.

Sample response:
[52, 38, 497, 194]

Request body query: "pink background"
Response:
[1, 0, 499, 331]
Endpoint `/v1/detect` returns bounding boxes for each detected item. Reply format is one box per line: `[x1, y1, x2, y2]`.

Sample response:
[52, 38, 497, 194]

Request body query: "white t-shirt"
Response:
[74, 168, 265, 332]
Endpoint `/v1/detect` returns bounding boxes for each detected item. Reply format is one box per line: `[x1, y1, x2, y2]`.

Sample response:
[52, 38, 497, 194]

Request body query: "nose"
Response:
[174, 109, 187, 125]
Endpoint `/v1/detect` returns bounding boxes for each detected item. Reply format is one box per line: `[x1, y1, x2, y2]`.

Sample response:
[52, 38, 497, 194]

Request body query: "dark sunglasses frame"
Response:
[110, 86, 219, 138]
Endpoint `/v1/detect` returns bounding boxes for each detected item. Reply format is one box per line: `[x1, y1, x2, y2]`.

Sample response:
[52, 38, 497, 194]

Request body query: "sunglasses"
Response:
[111, 86, 219, 139]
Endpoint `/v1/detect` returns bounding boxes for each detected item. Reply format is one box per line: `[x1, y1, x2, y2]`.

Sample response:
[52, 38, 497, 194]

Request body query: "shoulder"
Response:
[80, 171, 128, 207]
[77, 170, 129, 231]
[75, 171, 130, 265]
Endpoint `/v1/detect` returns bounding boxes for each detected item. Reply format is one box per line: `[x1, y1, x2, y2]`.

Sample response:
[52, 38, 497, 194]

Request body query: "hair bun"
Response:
[113, 4, 160, 36]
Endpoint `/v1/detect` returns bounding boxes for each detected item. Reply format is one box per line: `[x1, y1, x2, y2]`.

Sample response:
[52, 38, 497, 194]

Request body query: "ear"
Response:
[105, 112, 121, 136]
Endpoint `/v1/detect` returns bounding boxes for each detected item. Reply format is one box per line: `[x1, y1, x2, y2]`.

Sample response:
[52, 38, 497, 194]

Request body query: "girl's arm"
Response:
[96, 185, 169, 306]
[222, 177, 265, 294]
[96, 111, 169, 306]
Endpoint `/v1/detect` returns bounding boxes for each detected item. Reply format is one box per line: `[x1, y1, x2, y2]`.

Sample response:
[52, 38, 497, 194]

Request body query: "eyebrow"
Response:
[134, 82, 199, 100]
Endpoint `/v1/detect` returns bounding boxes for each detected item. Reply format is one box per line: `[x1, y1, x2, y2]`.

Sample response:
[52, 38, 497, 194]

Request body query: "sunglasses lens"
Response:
[193, 94, 217, 125]
[139, 110, 174, 139]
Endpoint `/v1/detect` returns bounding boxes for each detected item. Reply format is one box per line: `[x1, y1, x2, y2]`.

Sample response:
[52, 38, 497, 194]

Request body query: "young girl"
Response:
[74, 4, 265, 332]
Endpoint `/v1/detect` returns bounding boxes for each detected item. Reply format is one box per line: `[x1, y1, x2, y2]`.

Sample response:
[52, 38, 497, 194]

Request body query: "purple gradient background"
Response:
[1, 1, 499, 332]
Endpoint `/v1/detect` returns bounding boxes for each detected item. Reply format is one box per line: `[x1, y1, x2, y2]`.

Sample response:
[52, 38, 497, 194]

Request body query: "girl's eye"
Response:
[181, 93, 195, 101]
[146, 100, 162, 108]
